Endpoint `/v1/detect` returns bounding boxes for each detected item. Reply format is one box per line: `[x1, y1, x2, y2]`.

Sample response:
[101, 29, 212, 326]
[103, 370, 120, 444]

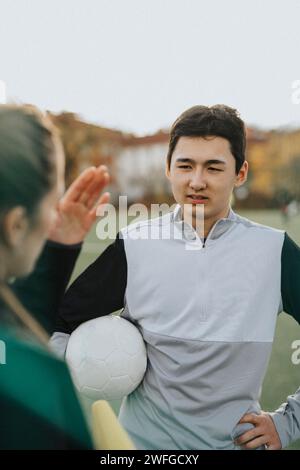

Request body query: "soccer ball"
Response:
[65, 315, 147, 400]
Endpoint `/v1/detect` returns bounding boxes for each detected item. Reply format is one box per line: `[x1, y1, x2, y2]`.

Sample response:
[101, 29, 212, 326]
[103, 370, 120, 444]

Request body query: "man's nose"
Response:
[189, 169, 207, 190]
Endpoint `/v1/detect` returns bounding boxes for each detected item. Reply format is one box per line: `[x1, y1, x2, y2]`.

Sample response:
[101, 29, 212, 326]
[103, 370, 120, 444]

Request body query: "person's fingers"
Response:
[97, 191, 111, 207]
[235, 428, 260, 446]
[87, 193, 110, 222]
[266, 443, 280, 450]
[78, 168, 110, 206]
[85, 172, 110, 209]
[240, 435, 268, 450]
[62, 167, 96, 204]
[238, 414, 260, 425]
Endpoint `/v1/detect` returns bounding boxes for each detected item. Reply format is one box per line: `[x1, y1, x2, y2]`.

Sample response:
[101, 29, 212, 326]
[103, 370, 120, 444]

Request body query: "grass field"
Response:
[71, 209, 300, 450]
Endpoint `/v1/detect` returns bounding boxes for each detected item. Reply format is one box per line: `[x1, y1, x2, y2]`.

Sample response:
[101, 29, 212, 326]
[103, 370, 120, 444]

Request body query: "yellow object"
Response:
[91, 400, 136, 450]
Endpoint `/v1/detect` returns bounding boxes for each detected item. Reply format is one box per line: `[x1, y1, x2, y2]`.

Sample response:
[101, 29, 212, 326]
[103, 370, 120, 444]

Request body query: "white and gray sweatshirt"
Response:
[52, 206, 300, 450]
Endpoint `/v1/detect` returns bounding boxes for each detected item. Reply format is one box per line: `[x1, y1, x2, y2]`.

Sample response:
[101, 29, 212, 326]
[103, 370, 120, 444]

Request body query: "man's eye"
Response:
[208, 167, 222, 172]
[178, 165, 191, 169]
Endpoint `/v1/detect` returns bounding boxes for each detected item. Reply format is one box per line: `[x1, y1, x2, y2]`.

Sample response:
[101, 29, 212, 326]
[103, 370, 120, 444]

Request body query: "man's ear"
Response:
[234, 161, 248, 188]
[165, 164, 170, 179]
[2, 207, 29, 248]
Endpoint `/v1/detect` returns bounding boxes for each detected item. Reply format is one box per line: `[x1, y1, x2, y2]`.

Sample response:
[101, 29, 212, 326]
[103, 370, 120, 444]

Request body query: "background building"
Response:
[50, 112, 300, 209]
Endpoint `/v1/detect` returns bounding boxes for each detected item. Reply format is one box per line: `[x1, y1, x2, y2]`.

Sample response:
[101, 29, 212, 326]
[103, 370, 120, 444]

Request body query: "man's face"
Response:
[166, 136, 248, 229]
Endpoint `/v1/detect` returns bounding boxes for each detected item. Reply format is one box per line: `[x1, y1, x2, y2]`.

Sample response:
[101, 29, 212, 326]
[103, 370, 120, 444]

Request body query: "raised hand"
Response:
[49, 165, 110, 245]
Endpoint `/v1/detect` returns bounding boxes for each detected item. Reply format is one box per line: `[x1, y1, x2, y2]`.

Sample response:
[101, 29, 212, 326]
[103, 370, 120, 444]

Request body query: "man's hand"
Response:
[49, 165, 110, 245]
[234, 412, 282, 450]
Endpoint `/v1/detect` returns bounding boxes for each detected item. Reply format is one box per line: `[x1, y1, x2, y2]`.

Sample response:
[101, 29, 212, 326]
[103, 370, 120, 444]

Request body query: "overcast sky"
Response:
[1, 0, 299, 135]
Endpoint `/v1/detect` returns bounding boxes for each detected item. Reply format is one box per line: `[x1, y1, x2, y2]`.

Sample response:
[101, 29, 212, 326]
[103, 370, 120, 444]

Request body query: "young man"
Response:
[51, 105, 300, 450]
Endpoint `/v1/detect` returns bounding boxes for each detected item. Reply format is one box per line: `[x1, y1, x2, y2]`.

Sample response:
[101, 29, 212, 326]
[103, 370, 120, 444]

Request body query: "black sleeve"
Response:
[281, 232, 300, 325]
[56, 234, 127, 334]
[11, 241, 82, 334]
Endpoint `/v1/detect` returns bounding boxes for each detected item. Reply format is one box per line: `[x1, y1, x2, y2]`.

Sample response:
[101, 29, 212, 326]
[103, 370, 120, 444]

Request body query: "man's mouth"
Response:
[187, 195, 209, 204]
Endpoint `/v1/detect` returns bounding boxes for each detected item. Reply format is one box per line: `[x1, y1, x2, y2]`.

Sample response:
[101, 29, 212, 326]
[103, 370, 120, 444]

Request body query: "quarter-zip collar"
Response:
[172, 203, 237, 246]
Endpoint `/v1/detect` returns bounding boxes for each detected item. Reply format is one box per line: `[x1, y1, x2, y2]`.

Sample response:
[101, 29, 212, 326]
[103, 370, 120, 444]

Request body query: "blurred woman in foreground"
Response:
[0, 105, 110, 449]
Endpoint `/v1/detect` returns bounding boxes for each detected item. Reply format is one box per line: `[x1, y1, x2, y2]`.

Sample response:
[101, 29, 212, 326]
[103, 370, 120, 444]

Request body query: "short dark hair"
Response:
[167, 104, 246, 174]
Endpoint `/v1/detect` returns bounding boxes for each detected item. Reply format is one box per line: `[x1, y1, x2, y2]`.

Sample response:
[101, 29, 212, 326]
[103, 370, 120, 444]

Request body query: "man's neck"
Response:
[192, 207, 231, 238]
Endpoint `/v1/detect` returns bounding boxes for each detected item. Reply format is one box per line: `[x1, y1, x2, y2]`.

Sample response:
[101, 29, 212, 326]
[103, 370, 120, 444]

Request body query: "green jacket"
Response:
[0, 241, 93, 449]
